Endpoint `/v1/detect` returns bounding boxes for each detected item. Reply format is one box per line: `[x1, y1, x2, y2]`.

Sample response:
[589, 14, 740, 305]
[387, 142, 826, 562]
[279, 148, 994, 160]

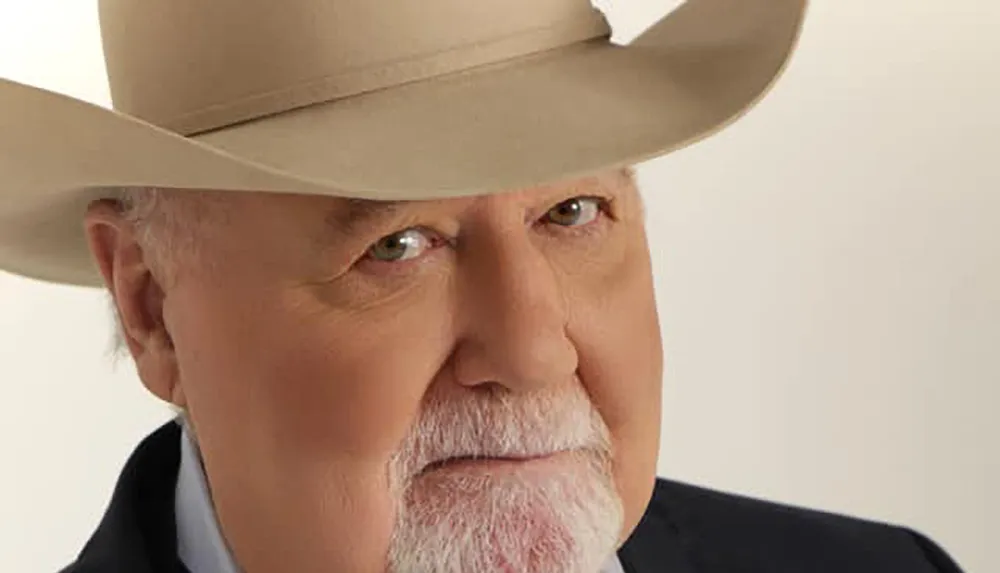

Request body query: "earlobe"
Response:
[83, 200, 182, 406]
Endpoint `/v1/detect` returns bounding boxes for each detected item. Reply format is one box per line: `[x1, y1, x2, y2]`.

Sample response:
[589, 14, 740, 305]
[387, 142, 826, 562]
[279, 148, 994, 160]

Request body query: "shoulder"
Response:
[620, 478, 964, 573]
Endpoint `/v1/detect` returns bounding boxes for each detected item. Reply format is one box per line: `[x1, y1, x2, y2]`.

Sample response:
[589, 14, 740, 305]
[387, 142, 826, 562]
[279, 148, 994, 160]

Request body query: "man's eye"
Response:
[367, 229, 432, 262]
[364, 196, 607, 265]
[544, 197, 605, 227]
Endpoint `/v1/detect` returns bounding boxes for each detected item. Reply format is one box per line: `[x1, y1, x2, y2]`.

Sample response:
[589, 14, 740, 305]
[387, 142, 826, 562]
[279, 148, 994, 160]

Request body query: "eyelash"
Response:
[358, 195, 615, 271]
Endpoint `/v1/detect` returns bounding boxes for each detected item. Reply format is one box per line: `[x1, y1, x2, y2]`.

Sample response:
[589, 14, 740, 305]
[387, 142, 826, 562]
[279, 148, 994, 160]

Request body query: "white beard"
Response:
[385, 383, 624, 573]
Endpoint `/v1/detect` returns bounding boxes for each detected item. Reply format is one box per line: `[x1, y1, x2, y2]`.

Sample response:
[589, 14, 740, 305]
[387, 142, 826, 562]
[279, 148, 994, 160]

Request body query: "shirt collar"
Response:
[174, 417, 625, 573]
[175, 417, 241, 573]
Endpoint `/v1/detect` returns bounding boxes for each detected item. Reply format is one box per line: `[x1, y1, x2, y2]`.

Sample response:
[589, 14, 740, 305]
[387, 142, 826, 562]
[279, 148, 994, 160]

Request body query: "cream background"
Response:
[0, 1, 996, 571]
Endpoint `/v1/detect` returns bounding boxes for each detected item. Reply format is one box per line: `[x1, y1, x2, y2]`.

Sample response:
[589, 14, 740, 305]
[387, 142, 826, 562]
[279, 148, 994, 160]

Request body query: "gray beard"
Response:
[386, 452, 622, 573]
[384, 384, 623, 573]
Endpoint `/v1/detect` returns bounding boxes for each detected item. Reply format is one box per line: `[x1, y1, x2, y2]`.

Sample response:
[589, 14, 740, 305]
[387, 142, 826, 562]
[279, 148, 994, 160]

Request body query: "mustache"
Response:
[388, 384, 613, 486]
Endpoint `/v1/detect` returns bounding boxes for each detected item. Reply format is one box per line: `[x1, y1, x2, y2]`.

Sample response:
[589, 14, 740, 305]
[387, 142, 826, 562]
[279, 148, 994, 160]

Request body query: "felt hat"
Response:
[0, 0, 808, 287]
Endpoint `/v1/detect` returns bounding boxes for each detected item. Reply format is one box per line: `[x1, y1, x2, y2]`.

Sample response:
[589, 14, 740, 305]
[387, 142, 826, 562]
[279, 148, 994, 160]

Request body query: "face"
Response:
[85, 169, 663, 573]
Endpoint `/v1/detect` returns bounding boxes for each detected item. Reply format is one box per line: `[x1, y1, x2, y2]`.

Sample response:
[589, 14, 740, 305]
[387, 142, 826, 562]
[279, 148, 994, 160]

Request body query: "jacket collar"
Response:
[66, 420, 190, 573]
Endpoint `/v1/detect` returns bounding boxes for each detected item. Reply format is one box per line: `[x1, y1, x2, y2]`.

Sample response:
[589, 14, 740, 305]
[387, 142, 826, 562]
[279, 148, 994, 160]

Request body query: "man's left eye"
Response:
[544, 197, 605, 227]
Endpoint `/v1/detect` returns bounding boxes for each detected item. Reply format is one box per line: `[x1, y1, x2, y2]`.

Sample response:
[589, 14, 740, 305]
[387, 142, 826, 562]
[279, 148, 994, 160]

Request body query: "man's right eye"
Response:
[366, 228, 434, 263]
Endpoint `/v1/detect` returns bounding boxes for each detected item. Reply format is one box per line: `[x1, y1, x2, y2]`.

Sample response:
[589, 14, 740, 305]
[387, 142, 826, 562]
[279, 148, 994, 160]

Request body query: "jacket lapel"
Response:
[617, 486, 700, 573]
[62, 421, 190, 573]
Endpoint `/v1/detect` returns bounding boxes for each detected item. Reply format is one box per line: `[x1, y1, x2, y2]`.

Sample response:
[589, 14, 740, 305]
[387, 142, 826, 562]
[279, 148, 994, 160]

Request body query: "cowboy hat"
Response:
[0, 0, 807, 288]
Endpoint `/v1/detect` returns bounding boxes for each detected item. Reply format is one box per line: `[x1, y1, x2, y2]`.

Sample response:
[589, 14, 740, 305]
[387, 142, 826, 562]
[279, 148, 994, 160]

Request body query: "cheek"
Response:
[568, 235, 662, 427]
[169, 281, 455, 465]
[166, 281, 457, 570]
[565, 239, 663, 534]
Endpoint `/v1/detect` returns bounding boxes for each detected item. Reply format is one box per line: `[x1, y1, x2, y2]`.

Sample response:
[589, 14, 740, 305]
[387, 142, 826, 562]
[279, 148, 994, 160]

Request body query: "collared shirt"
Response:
[175, 418, 626, 573]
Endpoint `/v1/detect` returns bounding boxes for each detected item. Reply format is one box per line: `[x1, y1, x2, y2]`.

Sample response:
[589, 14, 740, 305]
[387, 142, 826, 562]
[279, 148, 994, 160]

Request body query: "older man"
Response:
[0, 0, 966, 572]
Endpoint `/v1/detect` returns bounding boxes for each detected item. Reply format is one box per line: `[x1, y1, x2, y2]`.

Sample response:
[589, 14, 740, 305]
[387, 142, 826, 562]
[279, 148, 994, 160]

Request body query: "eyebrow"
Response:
[320, 167, 636, 240]
[324, 197, 409, 239]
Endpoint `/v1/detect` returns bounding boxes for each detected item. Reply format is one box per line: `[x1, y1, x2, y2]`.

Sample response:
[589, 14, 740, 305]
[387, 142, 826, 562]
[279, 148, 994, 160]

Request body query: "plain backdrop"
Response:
[1, 1, 997, 572]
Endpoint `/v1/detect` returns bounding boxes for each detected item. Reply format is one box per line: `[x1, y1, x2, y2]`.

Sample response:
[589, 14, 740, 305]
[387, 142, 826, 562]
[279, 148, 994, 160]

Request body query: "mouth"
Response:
[419, 452, 567, 476]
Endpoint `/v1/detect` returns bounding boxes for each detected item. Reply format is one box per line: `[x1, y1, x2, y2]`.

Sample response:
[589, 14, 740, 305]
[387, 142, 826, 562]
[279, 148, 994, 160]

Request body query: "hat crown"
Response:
[97, 0, 610, 135]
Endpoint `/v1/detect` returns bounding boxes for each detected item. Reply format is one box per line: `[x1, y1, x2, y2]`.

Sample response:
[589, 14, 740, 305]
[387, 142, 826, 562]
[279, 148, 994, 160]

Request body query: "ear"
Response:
[84, 199, 187, 408]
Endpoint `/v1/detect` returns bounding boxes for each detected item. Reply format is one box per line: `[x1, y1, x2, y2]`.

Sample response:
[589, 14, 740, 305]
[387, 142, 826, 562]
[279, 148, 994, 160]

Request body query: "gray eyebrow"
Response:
[324, 198, 408, 238]
[321, 167, 635, 239]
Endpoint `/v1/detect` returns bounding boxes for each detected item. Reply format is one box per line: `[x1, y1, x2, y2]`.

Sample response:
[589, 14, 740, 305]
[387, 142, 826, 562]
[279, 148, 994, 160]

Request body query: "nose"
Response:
[450, 229, 579, 392]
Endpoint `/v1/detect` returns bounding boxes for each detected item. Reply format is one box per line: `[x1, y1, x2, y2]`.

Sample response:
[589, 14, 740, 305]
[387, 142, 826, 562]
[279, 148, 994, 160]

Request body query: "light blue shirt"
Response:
[174, 418, 626, 573]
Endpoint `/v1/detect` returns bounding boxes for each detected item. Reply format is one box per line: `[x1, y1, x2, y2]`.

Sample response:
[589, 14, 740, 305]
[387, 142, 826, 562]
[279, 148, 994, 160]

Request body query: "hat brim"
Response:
[0, 0, 807, 287]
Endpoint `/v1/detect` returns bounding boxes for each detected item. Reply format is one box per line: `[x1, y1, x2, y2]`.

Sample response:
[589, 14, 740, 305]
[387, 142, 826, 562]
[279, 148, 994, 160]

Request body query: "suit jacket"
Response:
[61, 422, 965, 573]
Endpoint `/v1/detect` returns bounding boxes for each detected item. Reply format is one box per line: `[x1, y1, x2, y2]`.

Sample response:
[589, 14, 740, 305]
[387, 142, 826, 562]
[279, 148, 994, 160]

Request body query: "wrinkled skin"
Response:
[85, 169, 663, 573]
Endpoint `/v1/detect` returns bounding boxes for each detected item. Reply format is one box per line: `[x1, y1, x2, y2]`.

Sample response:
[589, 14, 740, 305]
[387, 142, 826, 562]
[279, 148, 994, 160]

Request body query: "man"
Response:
[0, 0, 966, 571]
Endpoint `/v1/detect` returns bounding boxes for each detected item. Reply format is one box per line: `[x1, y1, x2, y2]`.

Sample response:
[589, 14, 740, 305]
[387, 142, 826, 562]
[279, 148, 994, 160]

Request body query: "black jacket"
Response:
[61, 421, 965, 572]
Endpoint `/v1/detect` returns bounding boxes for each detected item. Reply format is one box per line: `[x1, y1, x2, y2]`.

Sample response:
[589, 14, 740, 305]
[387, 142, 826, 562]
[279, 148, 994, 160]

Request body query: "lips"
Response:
[419, 452, 562, 476]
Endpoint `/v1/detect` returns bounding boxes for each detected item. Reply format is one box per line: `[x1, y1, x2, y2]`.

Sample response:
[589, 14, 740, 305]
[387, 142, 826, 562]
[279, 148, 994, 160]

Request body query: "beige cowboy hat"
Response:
[0, 0, 807, 288]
